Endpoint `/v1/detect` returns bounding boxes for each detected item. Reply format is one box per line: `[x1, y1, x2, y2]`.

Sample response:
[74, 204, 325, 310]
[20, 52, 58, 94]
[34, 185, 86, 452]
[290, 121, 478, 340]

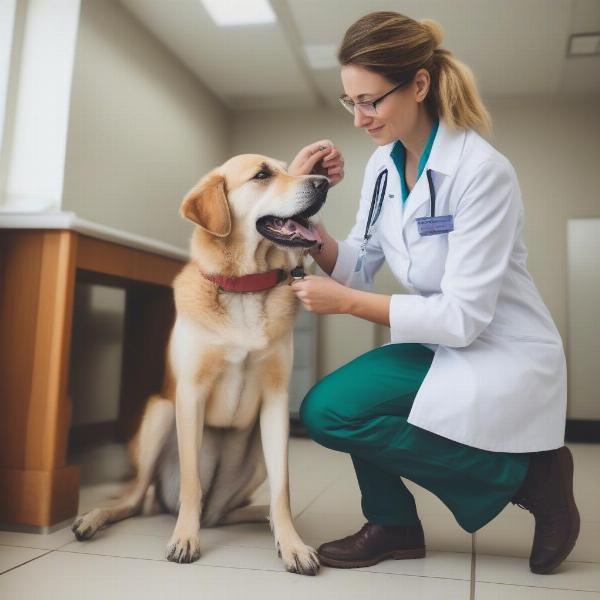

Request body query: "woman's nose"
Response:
[354, 109, 372, 128]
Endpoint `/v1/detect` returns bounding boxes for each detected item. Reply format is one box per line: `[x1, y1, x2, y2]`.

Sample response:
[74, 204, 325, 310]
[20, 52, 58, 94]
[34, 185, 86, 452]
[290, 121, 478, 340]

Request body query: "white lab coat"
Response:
[330, 118, 566, 453]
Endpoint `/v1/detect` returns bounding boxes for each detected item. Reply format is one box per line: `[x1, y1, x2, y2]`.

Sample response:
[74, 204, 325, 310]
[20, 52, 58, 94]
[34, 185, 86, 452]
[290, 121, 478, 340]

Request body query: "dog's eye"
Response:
[253, 170, 271, 180]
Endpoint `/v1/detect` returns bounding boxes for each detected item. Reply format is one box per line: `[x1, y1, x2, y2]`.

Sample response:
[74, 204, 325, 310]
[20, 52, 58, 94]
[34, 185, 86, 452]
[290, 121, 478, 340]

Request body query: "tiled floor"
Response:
[0, 439, 598, 599]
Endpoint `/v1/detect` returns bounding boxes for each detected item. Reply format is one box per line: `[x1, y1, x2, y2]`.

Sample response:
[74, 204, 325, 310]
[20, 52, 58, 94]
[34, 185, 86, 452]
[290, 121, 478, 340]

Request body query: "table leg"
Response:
[0, 231, 80, 531]
[117, 284, 175, 443]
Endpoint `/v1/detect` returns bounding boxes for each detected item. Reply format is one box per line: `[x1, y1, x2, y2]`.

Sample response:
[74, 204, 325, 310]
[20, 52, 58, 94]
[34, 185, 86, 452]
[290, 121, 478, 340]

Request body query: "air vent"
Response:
[567, 32, 600, 57]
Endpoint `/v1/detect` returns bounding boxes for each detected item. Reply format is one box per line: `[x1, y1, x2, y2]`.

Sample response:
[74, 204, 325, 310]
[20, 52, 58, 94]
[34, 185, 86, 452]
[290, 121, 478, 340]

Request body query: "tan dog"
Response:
[71, 155, 328, 575]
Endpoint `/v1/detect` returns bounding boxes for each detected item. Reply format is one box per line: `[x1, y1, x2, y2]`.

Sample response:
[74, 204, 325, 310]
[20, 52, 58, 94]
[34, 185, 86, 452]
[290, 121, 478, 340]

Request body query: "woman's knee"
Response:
[299, 382, 339, 443]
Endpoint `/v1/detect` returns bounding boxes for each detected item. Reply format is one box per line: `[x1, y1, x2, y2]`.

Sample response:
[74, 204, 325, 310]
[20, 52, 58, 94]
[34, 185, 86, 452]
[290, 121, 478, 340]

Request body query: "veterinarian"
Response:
[287, 12, 578, 574]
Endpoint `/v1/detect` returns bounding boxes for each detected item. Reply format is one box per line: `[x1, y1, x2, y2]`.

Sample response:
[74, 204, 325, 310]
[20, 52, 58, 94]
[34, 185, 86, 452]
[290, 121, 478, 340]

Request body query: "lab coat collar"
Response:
[426, 117, 466, 176]
[396, 118, 467, 225]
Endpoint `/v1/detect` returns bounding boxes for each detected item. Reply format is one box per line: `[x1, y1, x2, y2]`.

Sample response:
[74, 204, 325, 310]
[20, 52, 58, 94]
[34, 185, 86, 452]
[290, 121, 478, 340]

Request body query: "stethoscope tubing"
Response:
[362, 167, 436, 246]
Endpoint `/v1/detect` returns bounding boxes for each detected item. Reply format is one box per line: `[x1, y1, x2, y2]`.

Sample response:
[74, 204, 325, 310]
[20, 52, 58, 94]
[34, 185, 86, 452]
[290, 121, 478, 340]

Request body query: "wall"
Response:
[62, 0, 230, 250]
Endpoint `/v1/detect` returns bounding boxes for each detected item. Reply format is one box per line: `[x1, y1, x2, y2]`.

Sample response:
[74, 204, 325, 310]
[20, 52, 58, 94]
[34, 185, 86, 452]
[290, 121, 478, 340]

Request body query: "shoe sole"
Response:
[530, 446, 580, 575]
[318, 546, 426, 569]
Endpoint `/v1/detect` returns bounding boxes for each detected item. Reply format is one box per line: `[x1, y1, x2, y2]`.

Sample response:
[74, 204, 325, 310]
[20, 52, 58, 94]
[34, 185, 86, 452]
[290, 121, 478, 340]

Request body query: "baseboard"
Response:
[565, 419, 600, 443]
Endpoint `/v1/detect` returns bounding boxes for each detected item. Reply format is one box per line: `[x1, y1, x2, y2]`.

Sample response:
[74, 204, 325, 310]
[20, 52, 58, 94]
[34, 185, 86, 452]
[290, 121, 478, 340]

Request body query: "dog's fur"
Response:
[71, 155, 328, 575]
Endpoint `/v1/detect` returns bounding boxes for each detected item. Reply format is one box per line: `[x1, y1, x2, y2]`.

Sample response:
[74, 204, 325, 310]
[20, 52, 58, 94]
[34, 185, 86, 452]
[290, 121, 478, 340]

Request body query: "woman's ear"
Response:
[180, 173, 232, 237]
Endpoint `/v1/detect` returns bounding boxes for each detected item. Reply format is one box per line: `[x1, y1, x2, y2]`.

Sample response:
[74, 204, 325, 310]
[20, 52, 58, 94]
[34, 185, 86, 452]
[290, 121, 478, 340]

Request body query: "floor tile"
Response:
[331, 550, 471, 580]
[569, 521, 600, 563]
[60, 518, 326, 570]
[76, 481, 132, 514]
[61, 530, 171, 561]
[4, 434, 597, 599]
[60, 523, 297, 561]
[421, 515, 473, 553]
[475, 581, 600, 599]
[0, 550, 471, 600]
[60, 512, 471, 581]
[0, 526, 74, 551]
[475, 554, 600, 593]
[474, 514, 534, 559]
[69, 442, 133, 486]
[85, 513, 177, 538]
[0, 545, 49, 574]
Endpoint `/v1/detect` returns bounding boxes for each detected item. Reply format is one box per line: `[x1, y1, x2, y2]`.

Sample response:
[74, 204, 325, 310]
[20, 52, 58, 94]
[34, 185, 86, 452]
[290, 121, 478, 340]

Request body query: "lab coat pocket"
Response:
[406, 228, 449, 292]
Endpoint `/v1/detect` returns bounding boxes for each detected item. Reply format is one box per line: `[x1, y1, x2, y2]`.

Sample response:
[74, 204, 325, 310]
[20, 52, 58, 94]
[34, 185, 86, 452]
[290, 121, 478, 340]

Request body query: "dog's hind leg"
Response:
[200, 420, 268, 527]
[72, 396, 174, 541]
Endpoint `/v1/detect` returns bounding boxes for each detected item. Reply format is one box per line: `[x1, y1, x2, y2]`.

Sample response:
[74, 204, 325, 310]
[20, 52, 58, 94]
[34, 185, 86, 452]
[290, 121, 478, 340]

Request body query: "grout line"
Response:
[473, 580, 600, 594]
[39, 548, 479, 582]
[52, 548, 468, 578]
[0, 549, 55, 576]
[0, 543, 59, 550]
[470, 533, 476, 600]
[292, 477, 342, 521]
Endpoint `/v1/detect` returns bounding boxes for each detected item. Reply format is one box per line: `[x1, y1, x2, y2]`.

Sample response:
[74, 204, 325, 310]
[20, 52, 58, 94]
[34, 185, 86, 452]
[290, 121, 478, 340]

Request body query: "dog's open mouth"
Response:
[256, 214, 322, 248]
[256, 197, 325, 248]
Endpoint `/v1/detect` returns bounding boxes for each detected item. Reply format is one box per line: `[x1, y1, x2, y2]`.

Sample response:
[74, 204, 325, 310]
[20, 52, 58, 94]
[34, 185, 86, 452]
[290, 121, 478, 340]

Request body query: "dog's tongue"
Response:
[280, 218, 322, 242]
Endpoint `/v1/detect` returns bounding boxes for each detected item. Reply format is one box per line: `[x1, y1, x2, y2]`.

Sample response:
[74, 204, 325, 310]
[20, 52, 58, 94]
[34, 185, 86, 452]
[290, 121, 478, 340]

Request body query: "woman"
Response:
[286, 12, 579, 575]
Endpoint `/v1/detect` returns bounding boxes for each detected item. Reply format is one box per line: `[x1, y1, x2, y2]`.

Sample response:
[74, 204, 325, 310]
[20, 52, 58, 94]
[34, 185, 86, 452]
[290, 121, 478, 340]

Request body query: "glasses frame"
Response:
[338, 74, 415, 116]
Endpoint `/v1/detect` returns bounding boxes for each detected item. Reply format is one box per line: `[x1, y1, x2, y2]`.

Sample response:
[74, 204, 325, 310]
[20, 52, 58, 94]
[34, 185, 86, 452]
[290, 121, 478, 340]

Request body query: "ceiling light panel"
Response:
[201, 0, 276, 27]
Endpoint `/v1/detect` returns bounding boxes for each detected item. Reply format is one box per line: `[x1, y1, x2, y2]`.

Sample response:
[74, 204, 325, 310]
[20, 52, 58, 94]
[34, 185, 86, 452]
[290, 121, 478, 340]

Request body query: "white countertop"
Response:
[0, 210, 189, 261]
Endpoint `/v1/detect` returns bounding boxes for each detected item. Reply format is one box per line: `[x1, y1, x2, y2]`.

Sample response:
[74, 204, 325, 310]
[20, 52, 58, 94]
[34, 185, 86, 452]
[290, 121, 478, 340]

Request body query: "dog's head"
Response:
[180, 154, 328, 249]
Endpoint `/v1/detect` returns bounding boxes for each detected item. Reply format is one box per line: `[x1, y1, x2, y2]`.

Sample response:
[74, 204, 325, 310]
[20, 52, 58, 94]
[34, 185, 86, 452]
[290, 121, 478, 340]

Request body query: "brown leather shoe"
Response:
[511, 446, 580, 574]
[317, 521, 425, 568]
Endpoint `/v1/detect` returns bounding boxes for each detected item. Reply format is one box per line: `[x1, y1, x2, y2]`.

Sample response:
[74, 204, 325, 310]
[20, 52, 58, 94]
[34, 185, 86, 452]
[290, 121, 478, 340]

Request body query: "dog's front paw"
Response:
[166, 533, 201, 564]
[71, 509, 107, 541]
[278, 541, 320, 576]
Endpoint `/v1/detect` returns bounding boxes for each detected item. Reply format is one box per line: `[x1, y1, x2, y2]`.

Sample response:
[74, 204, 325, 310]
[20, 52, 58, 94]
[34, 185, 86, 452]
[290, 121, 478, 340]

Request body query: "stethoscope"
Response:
[354, 167, 439, 272]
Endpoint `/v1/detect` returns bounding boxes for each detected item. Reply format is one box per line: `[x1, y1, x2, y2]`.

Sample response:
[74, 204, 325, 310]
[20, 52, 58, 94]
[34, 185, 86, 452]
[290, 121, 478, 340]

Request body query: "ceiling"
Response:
[119, 0, 600, 110]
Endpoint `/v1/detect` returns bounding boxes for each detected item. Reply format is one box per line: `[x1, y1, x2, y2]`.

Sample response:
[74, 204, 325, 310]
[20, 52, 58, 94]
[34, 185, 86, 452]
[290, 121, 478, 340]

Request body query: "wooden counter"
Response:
[0, 212, 187, 533]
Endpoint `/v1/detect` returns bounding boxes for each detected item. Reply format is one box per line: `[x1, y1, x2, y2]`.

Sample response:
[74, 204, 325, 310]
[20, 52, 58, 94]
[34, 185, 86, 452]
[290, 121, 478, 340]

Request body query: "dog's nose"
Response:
[311, 177, 329, 191]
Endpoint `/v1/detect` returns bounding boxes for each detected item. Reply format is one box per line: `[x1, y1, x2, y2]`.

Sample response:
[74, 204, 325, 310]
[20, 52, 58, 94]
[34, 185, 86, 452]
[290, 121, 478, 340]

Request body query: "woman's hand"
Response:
[290, 274, 353, 314]
[288, 140, 345, 187]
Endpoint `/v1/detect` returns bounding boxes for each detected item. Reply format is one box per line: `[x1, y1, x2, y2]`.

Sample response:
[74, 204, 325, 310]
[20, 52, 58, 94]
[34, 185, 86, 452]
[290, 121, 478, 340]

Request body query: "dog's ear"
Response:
[180, 173, 232, 237]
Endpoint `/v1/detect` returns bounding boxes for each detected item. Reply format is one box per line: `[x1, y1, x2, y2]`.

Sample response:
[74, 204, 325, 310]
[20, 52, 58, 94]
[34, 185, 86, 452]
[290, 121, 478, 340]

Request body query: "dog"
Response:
[71, 154, 328, 575]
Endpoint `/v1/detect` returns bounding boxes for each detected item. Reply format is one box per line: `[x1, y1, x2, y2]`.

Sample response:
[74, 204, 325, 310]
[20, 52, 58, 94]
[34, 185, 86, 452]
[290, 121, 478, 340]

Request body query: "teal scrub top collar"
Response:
[390, 118, 440, 204]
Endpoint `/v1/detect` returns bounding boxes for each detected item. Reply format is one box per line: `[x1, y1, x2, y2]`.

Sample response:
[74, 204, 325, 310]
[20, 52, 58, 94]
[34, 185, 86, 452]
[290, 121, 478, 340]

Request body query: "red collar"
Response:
[201, 268, 289, 293]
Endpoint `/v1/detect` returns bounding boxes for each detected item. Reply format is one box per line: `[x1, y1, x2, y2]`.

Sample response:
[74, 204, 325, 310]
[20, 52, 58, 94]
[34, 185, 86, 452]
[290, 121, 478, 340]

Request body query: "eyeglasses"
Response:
[338, 76, 413, 116]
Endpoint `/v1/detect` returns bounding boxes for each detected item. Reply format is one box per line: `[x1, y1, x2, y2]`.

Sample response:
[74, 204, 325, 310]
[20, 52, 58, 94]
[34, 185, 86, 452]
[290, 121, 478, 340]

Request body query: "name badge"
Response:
[416, 215, 454, 236]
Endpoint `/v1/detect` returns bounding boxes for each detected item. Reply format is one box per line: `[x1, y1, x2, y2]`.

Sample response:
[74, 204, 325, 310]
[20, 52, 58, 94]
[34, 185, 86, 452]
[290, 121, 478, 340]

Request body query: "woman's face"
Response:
[340, 64, 428, 146]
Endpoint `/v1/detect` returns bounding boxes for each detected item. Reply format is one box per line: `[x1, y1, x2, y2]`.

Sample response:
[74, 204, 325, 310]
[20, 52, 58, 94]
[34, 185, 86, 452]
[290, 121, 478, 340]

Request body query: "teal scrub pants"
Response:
[299, 343, 530, 533]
